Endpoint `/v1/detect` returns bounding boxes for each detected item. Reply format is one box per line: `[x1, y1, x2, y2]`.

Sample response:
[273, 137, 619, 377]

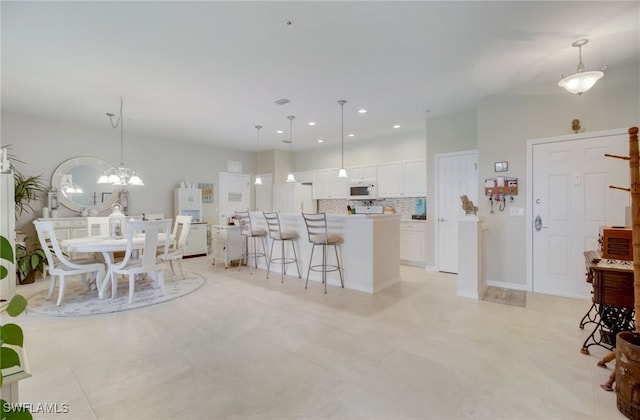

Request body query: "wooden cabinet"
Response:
[210, 225, 243, 268]
[312, 169, 348, 199]
[184, 222, 208, 257]
[377, 160, 426, 198]
[400, 220, 426, 266]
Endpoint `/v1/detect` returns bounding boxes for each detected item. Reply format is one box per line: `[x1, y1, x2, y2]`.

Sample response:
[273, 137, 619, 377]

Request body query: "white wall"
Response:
[3, 112, 256, 236]
[476, 62, 639, 287]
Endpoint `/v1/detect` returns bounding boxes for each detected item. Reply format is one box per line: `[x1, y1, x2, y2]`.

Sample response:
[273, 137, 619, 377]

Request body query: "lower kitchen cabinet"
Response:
[400, 220, 426, 266]
[210, 225, 243, 268]
[184, 222, 208, 257]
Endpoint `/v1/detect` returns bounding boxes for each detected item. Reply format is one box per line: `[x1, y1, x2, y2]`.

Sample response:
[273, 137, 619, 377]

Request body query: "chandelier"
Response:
[97, 98, 144, 186]
[558, 39, 605, 95]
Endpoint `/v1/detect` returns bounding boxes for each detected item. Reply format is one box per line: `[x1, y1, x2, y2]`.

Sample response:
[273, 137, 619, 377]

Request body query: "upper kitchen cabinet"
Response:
[312, 169, 348, 199]
[377, 160, 426, 198]
[293, 170, 313, 184]
[349, 164, 377, 183]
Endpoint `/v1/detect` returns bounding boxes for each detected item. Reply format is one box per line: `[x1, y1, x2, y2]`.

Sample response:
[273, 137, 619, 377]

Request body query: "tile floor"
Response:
[11, 257, 625, 419]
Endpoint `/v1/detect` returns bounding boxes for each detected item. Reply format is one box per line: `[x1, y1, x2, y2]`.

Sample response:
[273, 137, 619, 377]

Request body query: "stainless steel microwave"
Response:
[349, 183, 377, 200]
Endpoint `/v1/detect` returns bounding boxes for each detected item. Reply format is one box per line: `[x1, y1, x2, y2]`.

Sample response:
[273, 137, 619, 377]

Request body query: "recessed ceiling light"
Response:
[317, 139, 324, 143]
[348, 134, 355, 137]
[393, 124, 400, 129]
[308, 122, 316, 126]
[276, 130, 284, 134]
[358, 108, 367, 114]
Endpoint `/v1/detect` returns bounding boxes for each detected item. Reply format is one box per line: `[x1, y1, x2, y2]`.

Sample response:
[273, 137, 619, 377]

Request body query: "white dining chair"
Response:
[87, 217, 110, 237]
[160, 215, 191, 278]
[111, 219, 172, 304]
[33, 220, 106, 306]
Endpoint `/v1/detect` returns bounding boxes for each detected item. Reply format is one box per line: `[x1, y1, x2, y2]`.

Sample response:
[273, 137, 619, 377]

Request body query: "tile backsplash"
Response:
[318, 197, 426, 220]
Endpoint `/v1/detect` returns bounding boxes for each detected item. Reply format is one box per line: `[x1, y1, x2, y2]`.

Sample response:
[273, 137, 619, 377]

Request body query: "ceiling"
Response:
[2, 1, 638, 152]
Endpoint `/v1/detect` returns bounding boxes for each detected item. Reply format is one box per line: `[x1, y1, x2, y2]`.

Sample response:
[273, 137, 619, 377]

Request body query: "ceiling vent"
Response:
[274, 98, 290, 105]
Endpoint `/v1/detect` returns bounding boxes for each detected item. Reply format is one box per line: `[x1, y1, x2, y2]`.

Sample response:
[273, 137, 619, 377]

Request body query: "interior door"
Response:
[532, 133, 628, 298]
[436, 150, 478, 273]
[218, 172, 250, 225]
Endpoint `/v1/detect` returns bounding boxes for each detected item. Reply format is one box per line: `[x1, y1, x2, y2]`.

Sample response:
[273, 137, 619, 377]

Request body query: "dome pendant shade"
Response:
[558, 39, 605, 95]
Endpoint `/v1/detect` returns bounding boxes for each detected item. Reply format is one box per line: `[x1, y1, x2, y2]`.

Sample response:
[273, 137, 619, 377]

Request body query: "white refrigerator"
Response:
[273, 183, 316, 214]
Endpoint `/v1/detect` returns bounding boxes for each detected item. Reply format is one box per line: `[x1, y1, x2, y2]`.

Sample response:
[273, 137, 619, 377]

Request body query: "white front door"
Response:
[436, 150, 478, 273]
[218, 172, 250, 225]
[531, 131, 628, 298]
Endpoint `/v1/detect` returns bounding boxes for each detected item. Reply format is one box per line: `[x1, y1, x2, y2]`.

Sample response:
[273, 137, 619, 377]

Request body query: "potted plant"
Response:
[0, 234, 32, 419]
[15, 241, 46, 284]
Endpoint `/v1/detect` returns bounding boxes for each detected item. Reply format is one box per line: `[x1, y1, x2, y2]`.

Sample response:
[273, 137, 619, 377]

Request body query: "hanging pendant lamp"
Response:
[97, 98, 144, 186]
[254, 125, 263, 185]
[286, 115, 296, 183]
[558, 39, 606, 95]
[337, 100, 348, 178]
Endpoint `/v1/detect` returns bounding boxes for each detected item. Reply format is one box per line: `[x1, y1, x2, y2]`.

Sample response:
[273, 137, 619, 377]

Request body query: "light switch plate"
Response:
[510, 207, 525, 216]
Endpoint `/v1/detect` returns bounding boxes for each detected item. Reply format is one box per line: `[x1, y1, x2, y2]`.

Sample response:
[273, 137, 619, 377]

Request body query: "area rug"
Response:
[480, 286, 527, 307]
[25, 271, 206, 317]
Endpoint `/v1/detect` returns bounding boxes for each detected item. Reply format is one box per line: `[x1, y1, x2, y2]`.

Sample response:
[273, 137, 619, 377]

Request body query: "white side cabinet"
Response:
[312, 169, 348, 199]
[184, 222, 208, 257]
[377, 160, 426, 198]
[400, 220, 426, 266]
[45, 218, 89, 240]
[210, 225, 243, 268]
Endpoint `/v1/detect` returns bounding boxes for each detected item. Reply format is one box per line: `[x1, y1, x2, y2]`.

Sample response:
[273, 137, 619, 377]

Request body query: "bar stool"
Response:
[235, 211, 268, 275]
[301, 213, 344, 294]
[263, 212, 301, 283]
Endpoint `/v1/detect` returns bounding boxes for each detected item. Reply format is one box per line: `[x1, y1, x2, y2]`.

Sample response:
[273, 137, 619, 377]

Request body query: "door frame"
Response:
[525, 128, 627, 293]
[434, 149, 478, 273]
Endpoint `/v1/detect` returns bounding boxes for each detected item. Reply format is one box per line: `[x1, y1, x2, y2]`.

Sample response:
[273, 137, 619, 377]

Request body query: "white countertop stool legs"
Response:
[302, 213, 344, 294]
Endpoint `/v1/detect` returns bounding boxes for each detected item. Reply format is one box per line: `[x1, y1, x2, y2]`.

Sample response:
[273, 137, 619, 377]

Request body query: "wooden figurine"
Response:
[460, 195, 478, 215]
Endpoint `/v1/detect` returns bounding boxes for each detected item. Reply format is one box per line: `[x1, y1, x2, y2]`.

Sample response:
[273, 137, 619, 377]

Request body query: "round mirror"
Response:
[51, 157, 119, 213]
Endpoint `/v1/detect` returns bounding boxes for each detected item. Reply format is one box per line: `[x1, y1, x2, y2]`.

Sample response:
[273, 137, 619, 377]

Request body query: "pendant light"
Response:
[254, 125, 263, 185]
[286, 115, 296, 183]
[97, 98, 144, 186]
[558, 39, 606, 95]
[337, 100, 348, 178]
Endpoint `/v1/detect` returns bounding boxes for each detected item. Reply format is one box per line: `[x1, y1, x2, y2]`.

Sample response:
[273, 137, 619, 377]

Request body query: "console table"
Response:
[580, 251, 635, 355]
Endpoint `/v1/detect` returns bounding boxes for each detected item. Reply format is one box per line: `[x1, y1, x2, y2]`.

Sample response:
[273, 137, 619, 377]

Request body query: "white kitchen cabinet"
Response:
[210, 225, 243, 268]
[312, 169, 348, 199]
[174, 188, 202, 222]
[349, 164, 377, 182]
[273, 183, 316, 213]
[38, 217, 89, 258]
[377, 160, 426, 198]
[293, 170, 313, 184]
[184, 222, 208, 257]
[400, 220, 426, 266]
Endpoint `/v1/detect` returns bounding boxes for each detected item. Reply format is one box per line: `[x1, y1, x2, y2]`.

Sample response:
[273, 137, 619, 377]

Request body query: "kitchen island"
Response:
[250, 212, 401, 293]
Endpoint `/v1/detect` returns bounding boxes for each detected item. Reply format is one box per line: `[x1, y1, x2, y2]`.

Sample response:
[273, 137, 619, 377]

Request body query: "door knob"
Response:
[534, 215, 548, 231]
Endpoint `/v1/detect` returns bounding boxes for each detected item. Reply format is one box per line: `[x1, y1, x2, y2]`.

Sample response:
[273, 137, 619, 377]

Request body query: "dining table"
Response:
[61, 233, 170, 299]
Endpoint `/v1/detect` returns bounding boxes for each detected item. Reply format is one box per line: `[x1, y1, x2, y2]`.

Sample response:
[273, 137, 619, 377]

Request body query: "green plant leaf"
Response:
[5, 295, 27, 317]
[1, 397, 33, 419]
[0, 235, 14, 263]
[1, 324, 23, 347]
[0, 347, 20, 370]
